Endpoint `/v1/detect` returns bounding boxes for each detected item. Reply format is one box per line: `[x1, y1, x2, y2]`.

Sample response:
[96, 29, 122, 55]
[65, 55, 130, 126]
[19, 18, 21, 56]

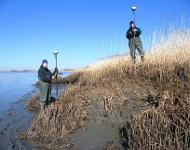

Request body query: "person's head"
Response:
[42, 59, 48, 68]
[129, 21, 135, 28]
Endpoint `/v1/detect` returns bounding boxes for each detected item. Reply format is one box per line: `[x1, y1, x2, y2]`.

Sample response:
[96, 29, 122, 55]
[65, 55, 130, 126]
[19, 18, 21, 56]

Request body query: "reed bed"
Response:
[79, 30, 190, 149]
[28, 30, 190, 149]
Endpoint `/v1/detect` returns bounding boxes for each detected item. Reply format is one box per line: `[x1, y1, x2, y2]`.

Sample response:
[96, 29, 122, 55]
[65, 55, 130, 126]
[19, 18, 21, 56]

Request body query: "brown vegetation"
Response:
[27, 30, 190, 149]
[26, 95, 40, 112]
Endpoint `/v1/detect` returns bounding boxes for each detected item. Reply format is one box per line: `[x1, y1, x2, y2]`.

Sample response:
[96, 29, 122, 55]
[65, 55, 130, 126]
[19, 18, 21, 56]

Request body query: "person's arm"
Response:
[52, 68, 58, 80]
[52, 68, 58, 76]
[126, 29, 133, 39]
[52, 72, 58, 80]
[135, 27, 142, 36]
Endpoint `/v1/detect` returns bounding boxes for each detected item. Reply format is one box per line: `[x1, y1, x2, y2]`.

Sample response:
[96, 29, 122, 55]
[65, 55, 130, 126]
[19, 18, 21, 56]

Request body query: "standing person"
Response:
[126, 21, 145, 64]
[38, 59, 58, 110]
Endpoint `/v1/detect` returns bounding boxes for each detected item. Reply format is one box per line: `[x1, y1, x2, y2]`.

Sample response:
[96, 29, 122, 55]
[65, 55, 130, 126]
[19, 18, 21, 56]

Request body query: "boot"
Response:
[132, 58, 136, 64]
[141, 55, 145, 62]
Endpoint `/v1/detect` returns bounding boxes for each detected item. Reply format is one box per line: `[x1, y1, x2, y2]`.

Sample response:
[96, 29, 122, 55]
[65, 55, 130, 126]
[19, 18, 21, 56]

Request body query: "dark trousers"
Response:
[129, 37, 144, 63]
[39, 80, 51, 110]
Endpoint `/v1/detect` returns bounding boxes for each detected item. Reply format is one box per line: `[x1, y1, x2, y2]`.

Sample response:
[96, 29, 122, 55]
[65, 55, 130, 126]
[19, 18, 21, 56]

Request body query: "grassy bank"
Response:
[27, 30, 190, 149]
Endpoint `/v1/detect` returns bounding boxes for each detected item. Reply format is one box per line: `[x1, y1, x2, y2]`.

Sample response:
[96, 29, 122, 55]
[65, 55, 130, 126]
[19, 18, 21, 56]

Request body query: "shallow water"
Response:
[0, 72, 68, 150]
[0, 72, 37, 115]
[0, 72, 70, 115]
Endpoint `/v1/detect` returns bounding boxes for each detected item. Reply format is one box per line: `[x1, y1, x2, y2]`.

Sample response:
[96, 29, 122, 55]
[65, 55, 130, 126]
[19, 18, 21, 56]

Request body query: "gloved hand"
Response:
[55, 67, 59, 74]
[53, 68, 59, 78]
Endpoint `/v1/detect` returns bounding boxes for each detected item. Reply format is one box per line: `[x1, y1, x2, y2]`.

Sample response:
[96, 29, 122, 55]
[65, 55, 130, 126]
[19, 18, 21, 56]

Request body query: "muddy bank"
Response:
[26, 31, 190, 149]
[27, 74, 156, 149]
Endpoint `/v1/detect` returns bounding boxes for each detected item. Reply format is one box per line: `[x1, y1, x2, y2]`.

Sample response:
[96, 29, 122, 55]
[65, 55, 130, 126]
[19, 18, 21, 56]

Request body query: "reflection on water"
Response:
[0, 72, 69, 115]
[0, 72, 37, 114]
[0, 72, 69, 150]
[0, 72, 38, 150]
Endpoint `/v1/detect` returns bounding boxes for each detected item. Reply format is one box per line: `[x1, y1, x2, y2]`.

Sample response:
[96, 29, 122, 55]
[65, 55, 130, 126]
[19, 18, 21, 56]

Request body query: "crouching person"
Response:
[38, 59, 58, 110]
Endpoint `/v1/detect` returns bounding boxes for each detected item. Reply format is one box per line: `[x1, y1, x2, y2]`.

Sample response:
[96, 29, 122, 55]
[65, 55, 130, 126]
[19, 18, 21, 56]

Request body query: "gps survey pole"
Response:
[131, 6, 137, 64]
[131, 6, 137, 22]
[53, 50, 59, 99]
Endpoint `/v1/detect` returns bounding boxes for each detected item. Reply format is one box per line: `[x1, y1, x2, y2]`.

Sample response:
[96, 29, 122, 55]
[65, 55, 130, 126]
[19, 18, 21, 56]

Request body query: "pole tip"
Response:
[53, 51, 59, 55]
[131, 6, 137, 12]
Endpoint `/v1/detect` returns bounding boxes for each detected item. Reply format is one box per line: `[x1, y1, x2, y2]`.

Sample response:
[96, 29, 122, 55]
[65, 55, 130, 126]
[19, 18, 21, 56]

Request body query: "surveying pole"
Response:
[53, 50, 59, 99]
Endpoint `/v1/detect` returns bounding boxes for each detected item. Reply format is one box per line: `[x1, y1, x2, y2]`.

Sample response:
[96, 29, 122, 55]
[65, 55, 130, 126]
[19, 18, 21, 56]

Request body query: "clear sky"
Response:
[0, 0, 190, 70]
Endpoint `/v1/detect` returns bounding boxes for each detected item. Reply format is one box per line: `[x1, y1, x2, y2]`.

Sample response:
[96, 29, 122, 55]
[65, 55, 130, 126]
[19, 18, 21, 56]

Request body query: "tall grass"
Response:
[81, 30, 190, 86]
[80, 29, 190, 149]
[121, 93, 190, 149]
[28, 29, 190, 149]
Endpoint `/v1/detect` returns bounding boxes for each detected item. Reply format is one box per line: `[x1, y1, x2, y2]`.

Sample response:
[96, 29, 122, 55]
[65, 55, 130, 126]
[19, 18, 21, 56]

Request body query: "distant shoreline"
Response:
[0, 70, 77, 74]
[0, 71, 37, 73]
[0, 69, 77, 73]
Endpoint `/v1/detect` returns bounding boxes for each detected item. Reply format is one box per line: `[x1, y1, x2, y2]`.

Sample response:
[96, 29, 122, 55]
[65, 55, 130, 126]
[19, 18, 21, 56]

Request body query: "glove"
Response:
[55, 67, 59, 73]
[53, 68, 59, 77]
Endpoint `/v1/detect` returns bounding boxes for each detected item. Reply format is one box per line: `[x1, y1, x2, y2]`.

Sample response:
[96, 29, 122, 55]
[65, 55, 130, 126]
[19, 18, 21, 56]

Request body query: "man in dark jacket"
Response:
[38, 59, 58, 110]
[126, 21, 144, 63]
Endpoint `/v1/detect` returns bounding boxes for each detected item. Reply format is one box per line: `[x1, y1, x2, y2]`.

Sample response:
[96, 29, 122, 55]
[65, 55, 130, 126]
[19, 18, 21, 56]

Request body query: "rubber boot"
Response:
[141, 55, 145, 63]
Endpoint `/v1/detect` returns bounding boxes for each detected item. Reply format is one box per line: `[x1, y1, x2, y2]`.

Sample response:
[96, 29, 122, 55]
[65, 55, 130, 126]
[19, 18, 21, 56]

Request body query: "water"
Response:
[0, 72, 69, 150]
[0, 72, 37, 115]
[0, 72, 70, 115]
[0, 72, 37, 149]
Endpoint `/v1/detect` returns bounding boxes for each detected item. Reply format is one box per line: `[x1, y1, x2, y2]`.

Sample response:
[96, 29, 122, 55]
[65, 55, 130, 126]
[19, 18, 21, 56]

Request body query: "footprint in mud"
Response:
[3, 127, 8, 132]
[8, 143, 17, 150]
[6, 123, 11, 127]
[8, 112, 13, 117]
[0, 130, 3, 135]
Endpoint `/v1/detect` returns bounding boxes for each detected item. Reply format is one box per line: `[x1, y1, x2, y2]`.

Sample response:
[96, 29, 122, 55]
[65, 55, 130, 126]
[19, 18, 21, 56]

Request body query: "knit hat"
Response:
[42, 59, 48, 64]
[129, 21, 135, 25]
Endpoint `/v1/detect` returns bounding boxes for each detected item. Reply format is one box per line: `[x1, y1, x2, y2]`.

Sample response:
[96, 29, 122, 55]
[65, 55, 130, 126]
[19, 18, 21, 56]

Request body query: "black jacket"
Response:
[38, 65, 56, 83]
[126, 27, 142, 39]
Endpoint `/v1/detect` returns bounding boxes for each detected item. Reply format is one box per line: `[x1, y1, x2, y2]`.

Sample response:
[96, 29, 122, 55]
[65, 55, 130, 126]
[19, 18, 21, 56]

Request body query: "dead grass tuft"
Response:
[28, 30, 190, 149]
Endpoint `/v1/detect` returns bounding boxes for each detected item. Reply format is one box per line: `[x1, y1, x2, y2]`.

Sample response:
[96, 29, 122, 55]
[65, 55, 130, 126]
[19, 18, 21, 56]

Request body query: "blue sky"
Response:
[0, 0, 190, 70]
